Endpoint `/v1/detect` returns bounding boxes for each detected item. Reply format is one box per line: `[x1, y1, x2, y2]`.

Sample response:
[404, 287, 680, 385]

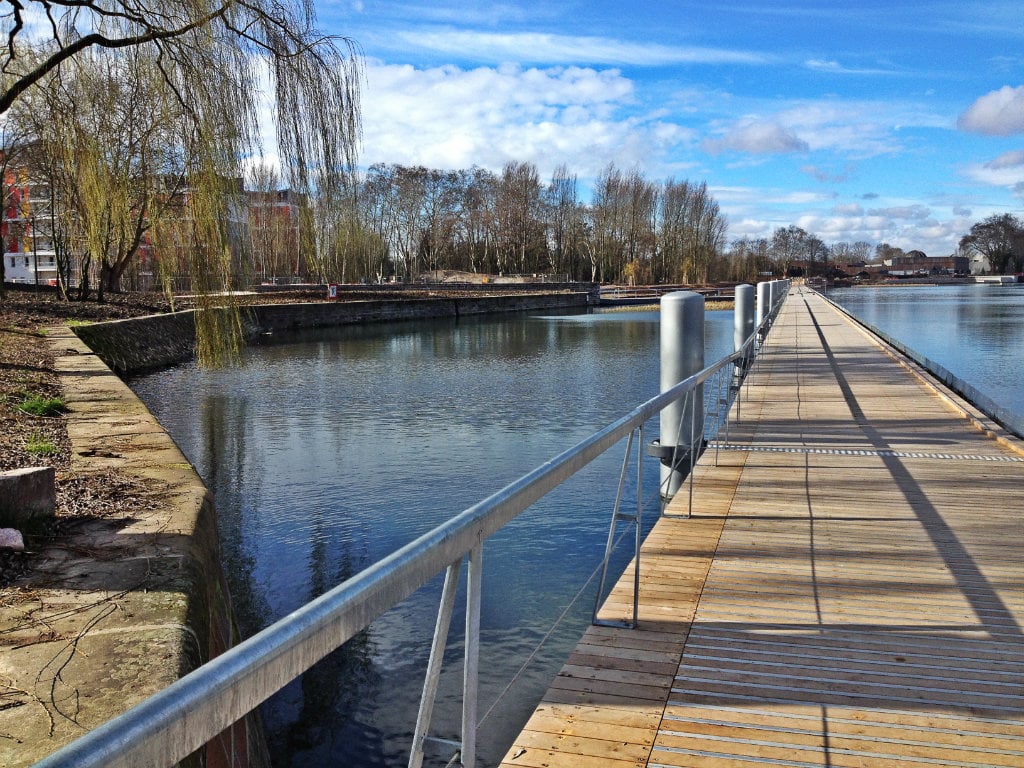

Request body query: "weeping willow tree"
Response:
[1, 1, 362, 366]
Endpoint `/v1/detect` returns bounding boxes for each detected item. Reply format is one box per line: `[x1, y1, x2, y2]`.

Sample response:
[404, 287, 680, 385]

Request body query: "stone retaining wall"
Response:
[75, 291, 591, 375]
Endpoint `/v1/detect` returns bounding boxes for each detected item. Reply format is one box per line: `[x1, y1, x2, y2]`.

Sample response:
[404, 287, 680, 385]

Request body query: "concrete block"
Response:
[0, 528, 25, 550]
[0, 466, 56, 525]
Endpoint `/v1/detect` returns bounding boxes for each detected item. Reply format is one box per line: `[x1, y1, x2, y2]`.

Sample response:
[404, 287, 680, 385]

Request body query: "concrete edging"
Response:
[0, 327, 266, 768]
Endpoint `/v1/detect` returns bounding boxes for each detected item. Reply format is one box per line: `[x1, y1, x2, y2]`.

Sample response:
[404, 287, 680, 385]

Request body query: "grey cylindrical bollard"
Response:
[755, 281, 771, 331]
[659, 291, 704, 498]
[734, 284, 755, 353]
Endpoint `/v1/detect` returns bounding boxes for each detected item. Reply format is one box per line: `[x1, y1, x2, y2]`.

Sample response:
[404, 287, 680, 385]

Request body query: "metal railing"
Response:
[34, 288, 788, 768]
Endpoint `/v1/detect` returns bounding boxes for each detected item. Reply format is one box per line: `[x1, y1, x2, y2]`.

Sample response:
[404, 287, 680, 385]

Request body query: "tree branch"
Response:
[0, 2, 233, 114]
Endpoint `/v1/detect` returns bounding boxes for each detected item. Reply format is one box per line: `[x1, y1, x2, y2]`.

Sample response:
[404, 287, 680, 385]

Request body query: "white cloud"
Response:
[964, 148, 1024, 187]
[712, 186, 835, 209]
[804, 59, 894, 76]
[801, 164, 855, 183]
[833, 203, 865, 216]
[957, 85, 1024, 136]
[701, 99, 918, 158]
[360, 62, 692, 177]
[985, 149, 1024, 169]
[867, 205, 932, 220]
[703, 122, 808, 154]
[389, 29, 767, 67]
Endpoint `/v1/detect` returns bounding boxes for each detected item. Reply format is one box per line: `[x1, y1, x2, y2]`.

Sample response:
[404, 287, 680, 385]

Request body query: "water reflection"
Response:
[131, 309, 734, 767]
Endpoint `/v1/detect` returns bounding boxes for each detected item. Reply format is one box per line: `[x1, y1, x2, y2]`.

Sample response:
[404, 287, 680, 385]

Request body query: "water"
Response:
[129, 308, 736, 767]
[825, 284, 1024, 426]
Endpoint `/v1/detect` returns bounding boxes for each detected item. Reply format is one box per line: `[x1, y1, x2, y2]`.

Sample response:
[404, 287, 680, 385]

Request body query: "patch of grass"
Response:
[25, 434, 58, 456]
[66, 319, 91, 327]
[17, 393, 68, 417]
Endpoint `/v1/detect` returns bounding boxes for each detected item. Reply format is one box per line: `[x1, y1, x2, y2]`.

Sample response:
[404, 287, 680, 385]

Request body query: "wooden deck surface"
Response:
[499, 287, 1024, 768]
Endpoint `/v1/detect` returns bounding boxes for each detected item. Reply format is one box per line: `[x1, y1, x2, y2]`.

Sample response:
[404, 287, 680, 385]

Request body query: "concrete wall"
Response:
[254, 281, 600, 300]
[73, 309, 197, 375]
[74, 291, 592, 375]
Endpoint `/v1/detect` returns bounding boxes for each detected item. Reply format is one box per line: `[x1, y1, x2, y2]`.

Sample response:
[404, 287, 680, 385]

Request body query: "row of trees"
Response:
[295, 162, 729, 286]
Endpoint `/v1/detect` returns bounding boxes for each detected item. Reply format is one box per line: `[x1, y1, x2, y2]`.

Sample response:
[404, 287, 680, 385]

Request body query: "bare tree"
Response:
[726, 236, 772, 282]
[851, 241, 872, 262]
[545, 164, 587, 281]
[959, 213, 1024, 275]
[875, 242, 905, 263]
[770, 225, 810, 276]
[456, 167, 497, 275]
[496, 161, 545, 275]
[658, 179, 725, 284]
[589, 164, 626, 283]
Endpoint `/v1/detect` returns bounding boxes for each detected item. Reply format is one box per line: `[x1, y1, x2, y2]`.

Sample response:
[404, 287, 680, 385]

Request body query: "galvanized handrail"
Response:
[34, 287, 787, 768]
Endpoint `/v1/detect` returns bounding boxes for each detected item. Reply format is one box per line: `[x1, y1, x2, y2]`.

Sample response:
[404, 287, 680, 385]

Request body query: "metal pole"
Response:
[461, 544, 482, 768]
[734, 284, 754, 359]
[659, 291, 704, 499]
[756, 281, 770, 333]
[409, 560, 462, 768]
[32, 211, 39, 288]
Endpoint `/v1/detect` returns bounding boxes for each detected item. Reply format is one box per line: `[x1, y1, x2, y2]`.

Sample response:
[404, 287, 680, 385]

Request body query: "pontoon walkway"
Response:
[500, 287, 1024, 768]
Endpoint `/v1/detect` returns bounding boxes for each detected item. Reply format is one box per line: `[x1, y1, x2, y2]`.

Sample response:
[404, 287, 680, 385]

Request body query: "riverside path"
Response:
[499, 286, 1024, 768]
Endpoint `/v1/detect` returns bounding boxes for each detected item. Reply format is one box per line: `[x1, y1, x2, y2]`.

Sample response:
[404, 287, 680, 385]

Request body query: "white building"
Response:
[3, 170, 59, 285]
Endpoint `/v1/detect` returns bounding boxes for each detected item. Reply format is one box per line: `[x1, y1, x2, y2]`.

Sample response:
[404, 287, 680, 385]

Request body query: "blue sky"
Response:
[319, 1, 1024, 257]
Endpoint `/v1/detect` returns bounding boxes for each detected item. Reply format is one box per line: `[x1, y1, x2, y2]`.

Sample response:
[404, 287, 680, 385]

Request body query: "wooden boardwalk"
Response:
[499, 287, 1024, 768]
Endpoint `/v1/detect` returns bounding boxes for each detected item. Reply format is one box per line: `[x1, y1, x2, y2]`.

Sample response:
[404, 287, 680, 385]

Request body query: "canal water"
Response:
[128, 285, 1022, 767]
[825, 283, 1024, 428]
[129, 307, 736, 768]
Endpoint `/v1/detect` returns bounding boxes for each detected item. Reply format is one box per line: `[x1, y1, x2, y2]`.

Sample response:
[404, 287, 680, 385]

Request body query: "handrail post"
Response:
[409, 559, 462, 768]
[461, 544, 483, 768]
[734, 284, 754, 374]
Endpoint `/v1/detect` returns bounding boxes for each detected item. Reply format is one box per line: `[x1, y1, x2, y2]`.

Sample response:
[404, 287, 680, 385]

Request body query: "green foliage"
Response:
[17, 393, 67, 417]
[25, 434, 58, 456]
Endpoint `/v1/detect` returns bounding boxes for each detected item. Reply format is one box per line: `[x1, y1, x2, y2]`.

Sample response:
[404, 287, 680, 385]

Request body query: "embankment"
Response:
[75, 290, 593, 374]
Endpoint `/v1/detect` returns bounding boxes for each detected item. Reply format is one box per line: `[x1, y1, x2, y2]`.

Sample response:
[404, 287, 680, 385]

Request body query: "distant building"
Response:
[887, 252, 969, 277]
[247, 189, 305, 284]
[2, 165, 60, 285]
[2, 157, 277, 291]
